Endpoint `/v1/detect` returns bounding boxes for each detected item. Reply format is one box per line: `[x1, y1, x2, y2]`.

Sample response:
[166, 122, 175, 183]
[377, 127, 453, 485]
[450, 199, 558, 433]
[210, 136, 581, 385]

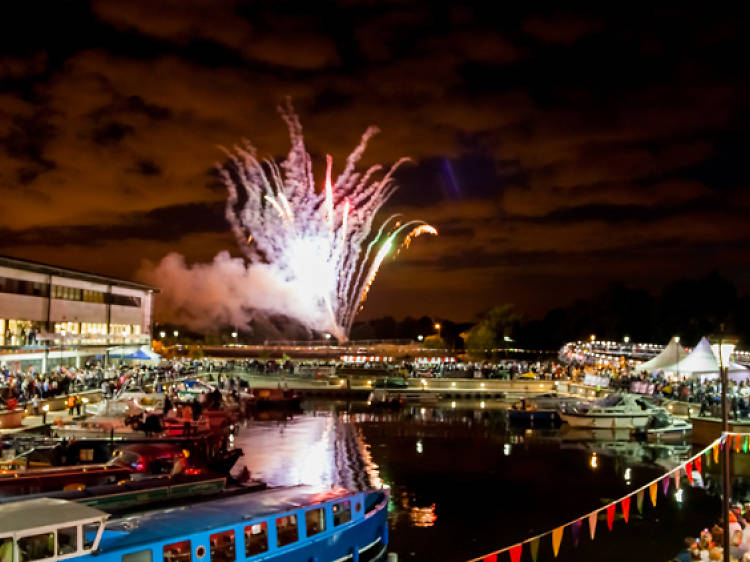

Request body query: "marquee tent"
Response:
[638, 338, 688, 373]
[659, 337, 750, 382]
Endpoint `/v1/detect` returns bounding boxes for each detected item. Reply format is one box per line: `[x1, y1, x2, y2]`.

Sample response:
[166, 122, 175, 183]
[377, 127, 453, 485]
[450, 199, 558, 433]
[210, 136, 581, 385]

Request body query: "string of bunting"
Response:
[467, 432, 750, 562]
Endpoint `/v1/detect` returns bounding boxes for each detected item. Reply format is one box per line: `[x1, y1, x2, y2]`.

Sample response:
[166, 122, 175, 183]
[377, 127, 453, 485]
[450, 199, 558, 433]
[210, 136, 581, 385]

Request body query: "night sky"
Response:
[2, 3, 750, 323]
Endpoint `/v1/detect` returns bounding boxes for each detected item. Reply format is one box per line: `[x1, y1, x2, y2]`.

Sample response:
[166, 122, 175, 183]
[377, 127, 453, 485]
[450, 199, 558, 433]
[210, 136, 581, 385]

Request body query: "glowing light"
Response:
[590, 453, 598, 469]
[503, 444, 511, 456]
[675, 489, 683, 503]
[416, 439, 423, 454]
[480, 401, 485, 409]
[451, 382, 456, 387]
[220, 101, 437, 339]
[451, 401, 456, 408]
[624, 468, 631, 482]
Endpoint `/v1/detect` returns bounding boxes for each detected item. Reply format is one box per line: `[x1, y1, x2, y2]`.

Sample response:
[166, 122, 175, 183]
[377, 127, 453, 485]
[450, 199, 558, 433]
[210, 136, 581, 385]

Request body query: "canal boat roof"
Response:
[99, 485, 356, 552]
[0, 498, 108, 534]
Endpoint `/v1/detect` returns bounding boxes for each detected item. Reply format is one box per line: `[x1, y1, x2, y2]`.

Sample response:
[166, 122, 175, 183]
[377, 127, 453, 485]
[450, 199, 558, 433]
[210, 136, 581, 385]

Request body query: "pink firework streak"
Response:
[219, 101, 437, 340]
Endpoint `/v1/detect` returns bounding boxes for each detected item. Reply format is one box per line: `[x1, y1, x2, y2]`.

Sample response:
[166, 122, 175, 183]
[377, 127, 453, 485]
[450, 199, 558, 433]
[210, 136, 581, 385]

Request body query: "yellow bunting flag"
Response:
[737, 436, 742, 453]
[552, 526, 564, 558]
[649, 482, 658, 506]
[588, 511, 598, 540]
[530, 537, 540, 562]
[714, 443, 720, 464]
[636, 489, 644, 514]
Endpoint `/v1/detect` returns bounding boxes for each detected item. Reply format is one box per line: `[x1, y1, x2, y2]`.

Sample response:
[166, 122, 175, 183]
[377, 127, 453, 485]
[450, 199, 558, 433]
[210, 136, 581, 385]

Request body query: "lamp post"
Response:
[713, 332, 737, 562]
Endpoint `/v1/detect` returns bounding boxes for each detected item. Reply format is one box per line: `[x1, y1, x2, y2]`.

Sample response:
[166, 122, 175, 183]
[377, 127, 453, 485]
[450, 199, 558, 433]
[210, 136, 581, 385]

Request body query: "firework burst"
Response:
[219, 101, 437, 340]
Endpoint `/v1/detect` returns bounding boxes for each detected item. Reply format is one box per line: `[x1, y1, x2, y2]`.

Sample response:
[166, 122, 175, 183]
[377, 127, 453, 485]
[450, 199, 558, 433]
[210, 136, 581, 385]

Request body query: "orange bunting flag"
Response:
[552, 526, 564, 557]
[714, 443, 720, 464]
[483, 554, 497, 562]
[606, 504, 615, 530]
[685, 461, 693, 484]
[621, 496, 631, 523]
[588, 512, 598, 540]
[509, 544, 522, 562]
[694, 455, 701, 474]
[736, 435, 741, 453]
[530, 537, 540, 562]
[649, 482, 658, 506]
[673, 469, 680, 491]
[636, 489, 645, 514]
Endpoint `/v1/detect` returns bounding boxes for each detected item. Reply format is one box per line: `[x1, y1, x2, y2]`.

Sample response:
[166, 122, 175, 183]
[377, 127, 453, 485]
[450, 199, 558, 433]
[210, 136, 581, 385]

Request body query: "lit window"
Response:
[163, 541, 191, 562]
[209, 530, 234, 562]
[18, 532, 54, 561]
[305, 508, 326, 536]
[333, 501, 351, 526]
[275, 515, 298, 547]
[243, 523, 267, 556]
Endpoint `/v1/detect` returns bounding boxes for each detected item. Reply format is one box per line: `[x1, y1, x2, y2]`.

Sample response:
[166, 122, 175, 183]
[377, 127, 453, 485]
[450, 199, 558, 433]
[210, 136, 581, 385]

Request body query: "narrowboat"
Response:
[0, 485, 389, 562]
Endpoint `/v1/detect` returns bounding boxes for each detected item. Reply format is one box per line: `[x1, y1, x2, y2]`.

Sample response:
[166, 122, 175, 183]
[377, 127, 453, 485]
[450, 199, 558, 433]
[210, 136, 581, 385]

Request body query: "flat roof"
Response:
[99, 486, 357, 552]
[0, 255, 158, 292]
[0, 498, 107, 534]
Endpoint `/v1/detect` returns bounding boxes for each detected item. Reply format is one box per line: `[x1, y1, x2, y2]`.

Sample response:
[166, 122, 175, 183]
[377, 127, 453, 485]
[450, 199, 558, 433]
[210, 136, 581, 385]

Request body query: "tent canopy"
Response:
[639, 338, 688, 372]
[659, 337, 749, 381]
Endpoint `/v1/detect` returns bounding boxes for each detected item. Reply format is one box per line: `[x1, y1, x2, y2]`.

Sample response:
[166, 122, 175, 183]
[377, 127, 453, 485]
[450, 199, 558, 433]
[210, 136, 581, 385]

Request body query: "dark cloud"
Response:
[1, 2, 750, 322]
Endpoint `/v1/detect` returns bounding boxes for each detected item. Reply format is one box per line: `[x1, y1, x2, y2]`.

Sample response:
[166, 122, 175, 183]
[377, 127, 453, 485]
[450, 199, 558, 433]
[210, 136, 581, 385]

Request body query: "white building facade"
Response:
[0, 256, 157, 371]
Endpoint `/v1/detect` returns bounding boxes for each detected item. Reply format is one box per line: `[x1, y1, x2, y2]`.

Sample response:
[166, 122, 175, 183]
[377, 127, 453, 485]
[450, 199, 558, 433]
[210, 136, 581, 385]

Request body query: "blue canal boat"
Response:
[0, 485, 389, 562]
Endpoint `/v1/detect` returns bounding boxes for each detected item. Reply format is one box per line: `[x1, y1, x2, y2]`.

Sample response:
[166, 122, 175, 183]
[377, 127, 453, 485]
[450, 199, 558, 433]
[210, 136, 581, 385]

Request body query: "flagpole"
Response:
[719, 330, 730, 562]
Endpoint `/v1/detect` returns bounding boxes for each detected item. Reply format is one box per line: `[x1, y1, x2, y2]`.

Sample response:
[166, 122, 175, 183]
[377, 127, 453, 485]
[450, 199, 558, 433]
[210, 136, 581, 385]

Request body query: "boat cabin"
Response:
[0, 498, 108, 562]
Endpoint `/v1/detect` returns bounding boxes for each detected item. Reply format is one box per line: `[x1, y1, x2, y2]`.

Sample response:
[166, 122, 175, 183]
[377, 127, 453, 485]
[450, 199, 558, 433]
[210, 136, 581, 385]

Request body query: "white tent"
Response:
[660, 337, 750, 382]
[638, 338, 688, 373]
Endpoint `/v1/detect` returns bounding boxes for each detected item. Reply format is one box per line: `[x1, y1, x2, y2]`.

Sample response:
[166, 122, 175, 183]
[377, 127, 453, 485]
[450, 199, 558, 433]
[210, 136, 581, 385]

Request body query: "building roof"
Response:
[98, 485, 356, 552]
[0, 255, 158, 292]
[0, 498, 107, 534]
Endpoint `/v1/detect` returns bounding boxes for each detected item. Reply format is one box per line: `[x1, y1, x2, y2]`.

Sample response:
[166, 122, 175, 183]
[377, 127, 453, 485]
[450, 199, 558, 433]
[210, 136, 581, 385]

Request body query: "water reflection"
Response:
[231, 400, 715, 562]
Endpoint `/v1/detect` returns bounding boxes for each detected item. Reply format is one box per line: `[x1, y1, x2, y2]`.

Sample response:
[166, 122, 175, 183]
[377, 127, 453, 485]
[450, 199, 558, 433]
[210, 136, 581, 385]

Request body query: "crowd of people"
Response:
[676, 506, 750, 561]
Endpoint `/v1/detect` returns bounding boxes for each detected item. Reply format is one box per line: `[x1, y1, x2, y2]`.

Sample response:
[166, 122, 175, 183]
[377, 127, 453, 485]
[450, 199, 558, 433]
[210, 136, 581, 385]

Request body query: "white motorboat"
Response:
[644, 409, 692, 441]
[558, 393, 656, 429]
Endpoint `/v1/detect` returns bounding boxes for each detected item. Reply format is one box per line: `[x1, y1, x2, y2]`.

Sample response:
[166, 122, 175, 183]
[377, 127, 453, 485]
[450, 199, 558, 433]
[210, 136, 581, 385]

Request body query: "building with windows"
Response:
[0, 255, 158, 372]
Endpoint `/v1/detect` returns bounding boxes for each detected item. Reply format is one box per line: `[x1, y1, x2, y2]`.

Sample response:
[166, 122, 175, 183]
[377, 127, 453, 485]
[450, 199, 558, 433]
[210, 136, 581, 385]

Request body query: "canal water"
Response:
[231, 400, 720, 561]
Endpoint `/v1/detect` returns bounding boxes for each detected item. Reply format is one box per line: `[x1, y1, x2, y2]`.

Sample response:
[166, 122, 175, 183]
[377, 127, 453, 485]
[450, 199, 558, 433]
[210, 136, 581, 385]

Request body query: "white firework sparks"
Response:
[219, 101, 437, 340]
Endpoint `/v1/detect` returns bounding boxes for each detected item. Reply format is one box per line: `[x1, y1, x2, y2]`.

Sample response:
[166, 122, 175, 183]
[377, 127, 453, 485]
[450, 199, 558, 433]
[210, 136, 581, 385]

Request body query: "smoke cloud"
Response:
[138, 251, 332, 335]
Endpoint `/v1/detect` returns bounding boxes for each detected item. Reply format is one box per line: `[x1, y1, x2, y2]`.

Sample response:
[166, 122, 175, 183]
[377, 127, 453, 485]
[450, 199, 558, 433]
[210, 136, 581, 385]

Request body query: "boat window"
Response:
[275, 515, 298, 547]
[209, 530, 235, 562]
[18, 532, 54, 561]
[1, 537, 14, 562]
[163, 541, 191, 562]
[58, 527, 78, 555]
[305, 508, 326, 536]
[333, 501, 351, 526]
[123, 550, 153, 562]
[83, 522, 101, 550]
[243, 523, 267, 557]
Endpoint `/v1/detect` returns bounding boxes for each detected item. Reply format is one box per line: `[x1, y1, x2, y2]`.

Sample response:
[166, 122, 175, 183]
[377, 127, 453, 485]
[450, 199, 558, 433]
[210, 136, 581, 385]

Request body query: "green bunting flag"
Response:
[530, 537, 540, 562]
[636, 489, 644, 514]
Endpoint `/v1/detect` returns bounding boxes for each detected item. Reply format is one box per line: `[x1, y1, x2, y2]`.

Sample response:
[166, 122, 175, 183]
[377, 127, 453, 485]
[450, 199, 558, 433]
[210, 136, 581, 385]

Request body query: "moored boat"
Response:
[0, 485, 389, 562]
[558, 393, 656, 429]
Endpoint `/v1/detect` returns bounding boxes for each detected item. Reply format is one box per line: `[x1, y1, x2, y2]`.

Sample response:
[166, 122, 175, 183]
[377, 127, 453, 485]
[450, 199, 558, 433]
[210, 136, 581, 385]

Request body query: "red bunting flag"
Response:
[552, 526, 564, 557]
[588, 512, 598, 540]
[685, 461, 693, 484]
[509, 544, 522, 562]
[606, 504, 615, 530]
[621, 496, 631, 523]
[483, 554, 497, 562]
[694, 455, 701, 474]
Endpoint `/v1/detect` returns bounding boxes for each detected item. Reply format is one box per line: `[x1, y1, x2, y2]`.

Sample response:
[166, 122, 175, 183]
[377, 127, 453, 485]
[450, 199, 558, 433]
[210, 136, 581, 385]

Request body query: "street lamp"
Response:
[674, 335, 680, 343]
[712, 332, 738, 562]
[434, 323, 441, 331]
[231, 331, 238, 339]
[173, 330, 179, 338]
[417, 335, 424, 342]
[159, 331, 166, 338]
[623, 336, 630, 344]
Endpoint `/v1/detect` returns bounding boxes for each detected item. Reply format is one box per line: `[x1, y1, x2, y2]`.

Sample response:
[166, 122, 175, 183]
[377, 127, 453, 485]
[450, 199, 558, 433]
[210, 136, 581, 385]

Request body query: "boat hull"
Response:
[560, 412, 651, 429]
[507, 409, 560, 425]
